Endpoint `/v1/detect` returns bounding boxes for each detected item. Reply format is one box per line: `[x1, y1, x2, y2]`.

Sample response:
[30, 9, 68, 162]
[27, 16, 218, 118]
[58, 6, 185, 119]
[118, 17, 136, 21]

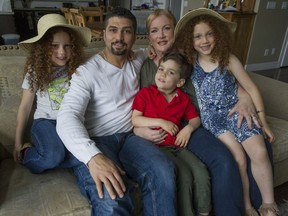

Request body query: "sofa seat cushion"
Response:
[267, 116, 288, 163]
[0, 158, 90, 216]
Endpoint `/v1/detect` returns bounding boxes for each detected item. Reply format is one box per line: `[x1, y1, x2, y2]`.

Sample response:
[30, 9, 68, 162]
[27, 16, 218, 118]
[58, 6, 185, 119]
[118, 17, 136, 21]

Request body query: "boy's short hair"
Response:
[159, 52, 192, 80]
[104, 7, 137, 33]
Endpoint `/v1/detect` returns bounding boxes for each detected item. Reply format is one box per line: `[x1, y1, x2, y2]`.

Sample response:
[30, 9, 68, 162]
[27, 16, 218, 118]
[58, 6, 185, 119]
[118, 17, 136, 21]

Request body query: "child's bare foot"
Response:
[20, 142, 32, 161]
[259, 202, 279, 216]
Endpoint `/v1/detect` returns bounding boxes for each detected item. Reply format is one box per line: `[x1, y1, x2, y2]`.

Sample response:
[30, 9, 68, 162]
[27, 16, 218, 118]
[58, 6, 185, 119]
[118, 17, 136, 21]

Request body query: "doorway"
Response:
[279, 26, 288, 67]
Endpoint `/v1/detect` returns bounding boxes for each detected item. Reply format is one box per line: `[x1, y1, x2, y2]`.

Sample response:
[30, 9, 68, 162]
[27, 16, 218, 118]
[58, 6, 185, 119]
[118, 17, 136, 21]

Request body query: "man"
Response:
[56, 7, 177, 216]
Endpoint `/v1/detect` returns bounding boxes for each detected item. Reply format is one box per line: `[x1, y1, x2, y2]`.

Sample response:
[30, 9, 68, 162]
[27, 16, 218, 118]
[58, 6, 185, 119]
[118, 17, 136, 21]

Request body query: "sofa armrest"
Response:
[248, 72, 288, 121]
[0, 45, 26, 56]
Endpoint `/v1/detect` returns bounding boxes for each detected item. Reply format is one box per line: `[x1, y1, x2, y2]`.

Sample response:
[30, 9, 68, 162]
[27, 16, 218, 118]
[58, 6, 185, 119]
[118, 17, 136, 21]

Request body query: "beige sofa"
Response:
[1, 37, 288, 216]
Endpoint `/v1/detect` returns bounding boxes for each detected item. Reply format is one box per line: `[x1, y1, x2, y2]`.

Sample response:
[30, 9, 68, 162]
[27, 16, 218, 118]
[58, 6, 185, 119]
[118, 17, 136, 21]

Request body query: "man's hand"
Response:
[87, 154, 126, 200]
[133, 127, 166, 144]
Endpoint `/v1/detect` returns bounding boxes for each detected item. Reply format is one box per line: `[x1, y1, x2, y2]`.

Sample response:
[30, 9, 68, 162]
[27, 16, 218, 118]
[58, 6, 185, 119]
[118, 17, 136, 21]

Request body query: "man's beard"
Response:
[111, 41, 128, 56]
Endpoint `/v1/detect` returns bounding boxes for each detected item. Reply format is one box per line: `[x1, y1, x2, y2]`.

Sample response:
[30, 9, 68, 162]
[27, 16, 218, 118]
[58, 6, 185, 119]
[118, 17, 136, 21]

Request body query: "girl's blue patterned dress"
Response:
[191, 59, 262, 142]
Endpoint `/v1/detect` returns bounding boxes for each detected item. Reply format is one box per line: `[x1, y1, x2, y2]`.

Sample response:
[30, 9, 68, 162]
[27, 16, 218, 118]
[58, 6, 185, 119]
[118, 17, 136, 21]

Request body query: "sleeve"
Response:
[22, 73, 32, 90]
[56, 66, 101, 165]
[133, 48, 148, 66]
[132, 88, 148, 113]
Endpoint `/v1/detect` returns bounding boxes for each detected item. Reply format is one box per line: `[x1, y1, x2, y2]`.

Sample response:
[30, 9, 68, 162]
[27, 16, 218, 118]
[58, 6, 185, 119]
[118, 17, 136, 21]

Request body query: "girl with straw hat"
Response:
[13, 14, 91, 173]
[175, 8, 279, 216]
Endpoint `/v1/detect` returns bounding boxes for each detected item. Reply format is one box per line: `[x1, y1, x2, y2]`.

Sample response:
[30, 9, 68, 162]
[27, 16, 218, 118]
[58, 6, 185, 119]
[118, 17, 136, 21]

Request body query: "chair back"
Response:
[60, 7, 76, 25]
[82, 11, 103, 28]
[61, 7, 103, 38]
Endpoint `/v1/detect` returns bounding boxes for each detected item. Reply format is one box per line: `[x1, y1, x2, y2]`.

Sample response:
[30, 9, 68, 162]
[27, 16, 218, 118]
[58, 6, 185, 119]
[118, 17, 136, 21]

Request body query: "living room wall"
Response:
[246, 0, 288, 71]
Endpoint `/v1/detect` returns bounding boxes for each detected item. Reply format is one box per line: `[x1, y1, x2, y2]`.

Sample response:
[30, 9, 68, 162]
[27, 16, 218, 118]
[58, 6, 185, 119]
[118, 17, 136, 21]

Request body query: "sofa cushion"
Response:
[267, 116, 288, 163]
[0, 158, 91, 216]
[249, 72, 288, 121]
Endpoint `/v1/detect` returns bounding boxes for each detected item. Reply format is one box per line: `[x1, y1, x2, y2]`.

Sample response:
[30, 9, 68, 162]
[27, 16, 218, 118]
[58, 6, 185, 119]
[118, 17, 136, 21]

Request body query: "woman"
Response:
[134, 9, 274, 216]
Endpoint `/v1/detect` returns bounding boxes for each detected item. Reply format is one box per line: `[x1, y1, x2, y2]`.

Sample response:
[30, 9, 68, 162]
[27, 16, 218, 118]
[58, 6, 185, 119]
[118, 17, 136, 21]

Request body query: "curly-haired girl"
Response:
[175, 8, 279, 216]
[13, 14, 91, 173]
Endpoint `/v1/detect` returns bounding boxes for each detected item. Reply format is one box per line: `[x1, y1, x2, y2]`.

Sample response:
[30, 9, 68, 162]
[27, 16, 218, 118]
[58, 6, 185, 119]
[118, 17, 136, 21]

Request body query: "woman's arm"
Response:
[14, 89, 35, 162]
[228, 54, 275, 142]
[229, 84, 261, 129]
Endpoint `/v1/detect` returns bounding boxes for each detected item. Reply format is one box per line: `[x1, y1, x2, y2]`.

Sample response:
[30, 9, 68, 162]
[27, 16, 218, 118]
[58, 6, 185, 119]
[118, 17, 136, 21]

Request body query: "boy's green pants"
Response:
[160, 146, 212, 216]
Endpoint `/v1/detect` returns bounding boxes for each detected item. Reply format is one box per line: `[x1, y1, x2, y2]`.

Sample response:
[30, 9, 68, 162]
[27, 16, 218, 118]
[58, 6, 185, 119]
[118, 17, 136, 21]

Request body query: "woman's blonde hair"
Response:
[146, 9, 177, 33]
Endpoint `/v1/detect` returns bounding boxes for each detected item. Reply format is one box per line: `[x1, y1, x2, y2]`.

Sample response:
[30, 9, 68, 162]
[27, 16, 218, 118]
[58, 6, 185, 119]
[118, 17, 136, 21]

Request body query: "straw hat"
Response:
[18, 13, 91, 52]
[174, 8, 237, 39]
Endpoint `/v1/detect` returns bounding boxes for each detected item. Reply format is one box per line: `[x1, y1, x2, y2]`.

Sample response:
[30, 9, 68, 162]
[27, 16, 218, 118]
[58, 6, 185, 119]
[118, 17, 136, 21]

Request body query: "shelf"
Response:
[219, 11, 256, 65]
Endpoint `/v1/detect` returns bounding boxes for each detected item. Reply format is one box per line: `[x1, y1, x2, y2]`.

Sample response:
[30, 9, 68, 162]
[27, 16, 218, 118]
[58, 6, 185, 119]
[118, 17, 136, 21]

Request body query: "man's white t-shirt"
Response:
[57, 49, 147, 164]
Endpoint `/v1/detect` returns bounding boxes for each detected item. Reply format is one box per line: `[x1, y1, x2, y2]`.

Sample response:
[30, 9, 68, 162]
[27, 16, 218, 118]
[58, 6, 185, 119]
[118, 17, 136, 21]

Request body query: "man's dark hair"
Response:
[159, 52, 192, 80]
[104, 7, 137, 33]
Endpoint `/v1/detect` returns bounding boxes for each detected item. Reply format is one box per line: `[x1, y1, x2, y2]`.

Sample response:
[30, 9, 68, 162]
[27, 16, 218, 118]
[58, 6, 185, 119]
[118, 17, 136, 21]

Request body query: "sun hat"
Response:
[18, 13, 92, 52]
[174, 8, 237, 39]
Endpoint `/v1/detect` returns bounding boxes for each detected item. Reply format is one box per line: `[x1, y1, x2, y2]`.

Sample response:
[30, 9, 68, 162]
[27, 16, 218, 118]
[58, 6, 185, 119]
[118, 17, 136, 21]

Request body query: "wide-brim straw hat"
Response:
[19, 13, 91, 52]
[174, 8, 237, 39]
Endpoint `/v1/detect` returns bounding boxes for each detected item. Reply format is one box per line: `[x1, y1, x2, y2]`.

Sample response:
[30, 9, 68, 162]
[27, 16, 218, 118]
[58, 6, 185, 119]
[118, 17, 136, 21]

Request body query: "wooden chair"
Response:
[81, 6, 104, 12]
[73, 12, 86, 28]
[69, 8, 82, 25]
[82, 11, 103, 28]
[67, 8, 102, 38]
[79, 7, 104, 37]
[107, 6, 113, 12]
[99, 5, 105, 12]
[80, 7, 104, 25]
[60, 8, 76, 25]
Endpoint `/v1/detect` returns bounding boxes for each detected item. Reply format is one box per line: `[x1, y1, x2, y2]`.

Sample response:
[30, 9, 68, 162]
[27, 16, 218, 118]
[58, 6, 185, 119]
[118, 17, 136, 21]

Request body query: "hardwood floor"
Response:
[275, 181, 288, 205]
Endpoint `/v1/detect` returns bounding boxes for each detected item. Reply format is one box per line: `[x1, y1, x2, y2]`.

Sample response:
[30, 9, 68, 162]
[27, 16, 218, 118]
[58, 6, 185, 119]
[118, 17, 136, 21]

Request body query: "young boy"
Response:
[132, 52, 211, 216]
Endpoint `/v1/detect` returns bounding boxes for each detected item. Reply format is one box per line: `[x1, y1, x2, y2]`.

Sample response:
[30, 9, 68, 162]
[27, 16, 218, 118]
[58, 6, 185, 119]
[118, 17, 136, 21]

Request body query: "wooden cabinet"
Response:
[219, 12, 256, 65]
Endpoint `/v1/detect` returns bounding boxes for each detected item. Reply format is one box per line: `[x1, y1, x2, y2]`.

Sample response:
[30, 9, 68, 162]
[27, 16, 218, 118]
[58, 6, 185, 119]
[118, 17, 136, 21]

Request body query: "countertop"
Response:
[0, 12, 14, 15]
[13, 7, 60, 11]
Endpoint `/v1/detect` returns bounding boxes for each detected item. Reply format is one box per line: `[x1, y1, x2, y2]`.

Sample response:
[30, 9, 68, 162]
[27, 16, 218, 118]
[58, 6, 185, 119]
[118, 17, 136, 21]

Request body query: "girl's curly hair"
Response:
[175, 15, 233, 73]
[24, 27, 86, 92]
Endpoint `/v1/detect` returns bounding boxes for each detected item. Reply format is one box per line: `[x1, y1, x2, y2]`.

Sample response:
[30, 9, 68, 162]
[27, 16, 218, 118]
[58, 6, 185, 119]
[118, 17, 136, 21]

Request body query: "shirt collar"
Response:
[149, 85, 181, 102]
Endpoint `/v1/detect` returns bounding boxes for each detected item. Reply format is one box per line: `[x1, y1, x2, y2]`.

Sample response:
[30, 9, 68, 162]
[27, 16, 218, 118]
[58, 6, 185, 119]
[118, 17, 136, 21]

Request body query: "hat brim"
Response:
[19, 24, 91, 52]
[174, 8, 237, 39]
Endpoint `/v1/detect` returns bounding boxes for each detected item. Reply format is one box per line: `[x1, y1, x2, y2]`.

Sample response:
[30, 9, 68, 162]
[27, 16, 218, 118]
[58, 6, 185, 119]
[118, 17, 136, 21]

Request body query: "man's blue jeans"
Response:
[186, 127, 273, 216]
[73, 132, 177, 216]
[23, 119, 80, 173]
